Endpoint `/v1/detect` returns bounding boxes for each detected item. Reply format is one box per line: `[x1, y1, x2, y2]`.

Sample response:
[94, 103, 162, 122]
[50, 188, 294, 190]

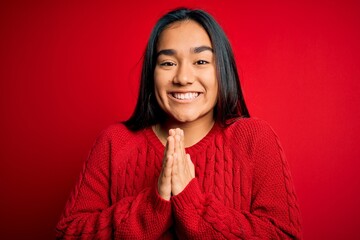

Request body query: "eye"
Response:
[159, 61, 176, 67]
[195, 60, 209, 65]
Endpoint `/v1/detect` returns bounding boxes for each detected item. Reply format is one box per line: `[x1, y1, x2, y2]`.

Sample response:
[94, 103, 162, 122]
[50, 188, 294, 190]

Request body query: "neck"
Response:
[154, 116, 215, 148]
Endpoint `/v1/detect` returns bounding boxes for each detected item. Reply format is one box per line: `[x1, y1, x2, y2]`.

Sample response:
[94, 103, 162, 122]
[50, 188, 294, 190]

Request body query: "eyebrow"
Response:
[156, 45, 213, 57]
[193, 46, 213, 54]
[157, 49, 176, 57]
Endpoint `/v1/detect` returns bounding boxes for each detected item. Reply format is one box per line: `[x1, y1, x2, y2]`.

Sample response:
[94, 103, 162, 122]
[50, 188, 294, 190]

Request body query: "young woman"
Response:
[56, 8, 302, 239]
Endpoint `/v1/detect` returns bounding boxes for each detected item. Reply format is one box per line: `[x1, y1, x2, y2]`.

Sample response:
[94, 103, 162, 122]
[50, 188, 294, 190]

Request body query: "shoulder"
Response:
[222, 118, 281, 154]
[99, 123, 134, 139]
[93, 123, 145, 150]
[224, 117, 277, 140]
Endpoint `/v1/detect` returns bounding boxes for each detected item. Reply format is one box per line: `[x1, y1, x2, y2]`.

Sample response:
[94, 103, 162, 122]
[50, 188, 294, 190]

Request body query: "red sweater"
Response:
[56, 118, 302, 239]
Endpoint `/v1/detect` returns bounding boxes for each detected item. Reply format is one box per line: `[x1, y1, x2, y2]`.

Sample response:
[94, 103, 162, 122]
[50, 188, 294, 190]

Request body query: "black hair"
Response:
[124, 7, 250, 131]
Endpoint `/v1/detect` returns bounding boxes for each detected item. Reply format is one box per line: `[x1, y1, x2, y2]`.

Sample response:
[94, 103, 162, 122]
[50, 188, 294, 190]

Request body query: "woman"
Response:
[56, 8, 302, 239]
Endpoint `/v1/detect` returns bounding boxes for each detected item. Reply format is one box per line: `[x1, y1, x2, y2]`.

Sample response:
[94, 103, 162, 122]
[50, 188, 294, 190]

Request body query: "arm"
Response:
[170, 123, 302, 239]
[56, 128, 172, 239]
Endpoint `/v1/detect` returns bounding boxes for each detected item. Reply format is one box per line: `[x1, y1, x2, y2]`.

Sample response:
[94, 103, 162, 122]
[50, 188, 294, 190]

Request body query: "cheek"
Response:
[154, 80, 165, 98]
[153, 74, 167, 107]
[154, 70, 163, 93]
[153, 82, 163, 104]
[204, 70, 218, 99]
[212, 83, 219, 103]
[154, 69, 169, 89]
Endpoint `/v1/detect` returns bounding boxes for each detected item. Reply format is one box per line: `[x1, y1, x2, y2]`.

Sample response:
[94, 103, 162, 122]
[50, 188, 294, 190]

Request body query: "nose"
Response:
[173, 62, 194, 85]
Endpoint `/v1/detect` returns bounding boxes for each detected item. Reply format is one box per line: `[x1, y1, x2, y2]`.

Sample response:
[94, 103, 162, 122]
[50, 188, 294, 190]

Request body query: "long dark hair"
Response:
[124, 7, 250, 131]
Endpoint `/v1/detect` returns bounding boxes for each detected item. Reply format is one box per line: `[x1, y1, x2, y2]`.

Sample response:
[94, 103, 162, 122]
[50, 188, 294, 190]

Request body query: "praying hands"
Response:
[158, 128, 195, 200]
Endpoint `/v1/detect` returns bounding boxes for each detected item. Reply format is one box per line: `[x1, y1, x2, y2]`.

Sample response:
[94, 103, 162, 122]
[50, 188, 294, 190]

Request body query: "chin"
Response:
[173, 117, 195, 123]
[172, 114, 202, 124]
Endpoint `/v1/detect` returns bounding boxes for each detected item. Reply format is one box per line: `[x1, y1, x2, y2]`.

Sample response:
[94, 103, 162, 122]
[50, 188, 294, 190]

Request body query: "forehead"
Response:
[157, 20, 212, 50]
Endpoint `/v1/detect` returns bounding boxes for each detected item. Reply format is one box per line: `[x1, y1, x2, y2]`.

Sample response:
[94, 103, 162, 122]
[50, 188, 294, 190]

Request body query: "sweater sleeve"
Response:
[170, 120, 302, 239]
[56, 127, 172, 239]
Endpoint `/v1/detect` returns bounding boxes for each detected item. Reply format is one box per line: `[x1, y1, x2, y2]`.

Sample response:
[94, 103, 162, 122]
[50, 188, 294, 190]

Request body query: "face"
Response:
[154, 20, 218, 125]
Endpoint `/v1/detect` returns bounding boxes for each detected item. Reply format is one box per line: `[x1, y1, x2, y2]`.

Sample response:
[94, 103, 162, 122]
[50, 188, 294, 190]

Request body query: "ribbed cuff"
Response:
[151, 184, 172, 213]
[171, 178, 203, 210]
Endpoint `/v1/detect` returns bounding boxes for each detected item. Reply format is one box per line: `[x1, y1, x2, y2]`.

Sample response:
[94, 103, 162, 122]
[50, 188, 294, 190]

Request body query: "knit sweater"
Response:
[56, 118, 302, 239]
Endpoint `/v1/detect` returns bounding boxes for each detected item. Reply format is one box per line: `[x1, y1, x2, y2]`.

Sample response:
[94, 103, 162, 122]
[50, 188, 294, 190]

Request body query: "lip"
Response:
[168, 91, 202, 102]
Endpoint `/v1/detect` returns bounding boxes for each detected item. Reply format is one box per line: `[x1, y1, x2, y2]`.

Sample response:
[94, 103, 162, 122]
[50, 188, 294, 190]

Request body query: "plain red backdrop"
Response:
[1, 0, 359, 239]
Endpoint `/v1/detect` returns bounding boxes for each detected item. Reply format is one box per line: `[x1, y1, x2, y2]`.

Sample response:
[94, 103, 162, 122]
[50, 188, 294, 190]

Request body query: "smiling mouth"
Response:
[171, 92, 200, 100]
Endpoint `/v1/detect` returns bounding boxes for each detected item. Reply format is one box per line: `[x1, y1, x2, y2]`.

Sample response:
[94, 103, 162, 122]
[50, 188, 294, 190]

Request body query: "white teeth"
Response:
[172, 92, 199, 100]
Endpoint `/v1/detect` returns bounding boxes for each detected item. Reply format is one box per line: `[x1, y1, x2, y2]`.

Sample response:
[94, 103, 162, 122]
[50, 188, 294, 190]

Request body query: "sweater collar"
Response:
[143, 122, 221, 156]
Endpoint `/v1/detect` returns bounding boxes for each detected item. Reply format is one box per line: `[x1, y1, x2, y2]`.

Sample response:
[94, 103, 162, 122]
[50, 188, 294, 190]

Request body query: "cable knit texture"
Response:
[56, 118, 302, 239]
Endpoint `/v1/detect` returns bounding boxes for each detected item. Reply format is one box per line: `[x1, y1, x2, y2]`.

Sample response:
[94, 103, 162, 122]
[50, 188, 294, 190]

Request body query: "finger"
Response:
[172, 152, 178, 176]
[169, 128, 175, 136]
[163, 138, 169, 158]
[174, 134, 183, 171]
[166, 135, 175, 157]
[160, 157, 173, 186]
[163, 155, 173, 178]
[162, 136, 171, 168]
[175, 128, 181, 135]
[177, 129, 186, 166]
[158, 154, 173, 200]
[174, 129, 182, 153]
[180, 129, 186, 159]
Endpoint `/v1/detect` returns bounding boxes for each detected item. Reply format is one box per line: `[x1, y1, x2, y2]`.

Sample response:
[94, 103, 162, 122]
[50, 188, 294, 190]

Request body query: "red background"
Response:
[1, 0, 359, 239]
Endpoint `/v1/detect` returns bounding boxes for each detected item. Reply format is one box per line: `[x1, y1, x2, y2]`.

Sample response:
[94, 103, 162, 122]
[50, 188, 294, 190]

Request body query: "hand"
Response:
[157, 131, 175, 200]
[158, 128, 195, 200]
[170, 128, 195, 196]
